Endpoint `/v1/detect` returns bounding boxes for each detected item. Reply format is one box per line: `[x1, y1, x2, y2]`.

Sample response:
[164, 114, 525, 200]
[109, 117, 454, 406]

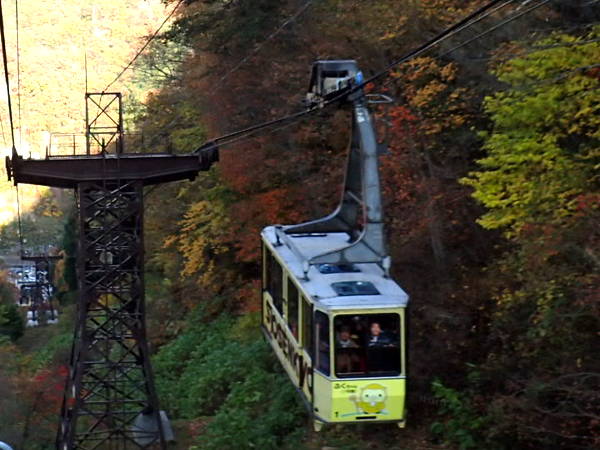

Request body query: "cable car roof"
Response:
[262, 226, 408, 311]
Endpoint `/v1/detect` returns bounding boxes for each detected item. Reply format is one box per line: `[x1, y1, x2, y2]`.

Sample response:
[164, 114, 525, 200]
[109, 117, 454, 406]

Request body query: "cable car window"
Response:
[287, 278, 299, 340]
[317, 264, 360, 274]
[263, 244, 270, 289]
[268, 253, 283, 315]
[331, 281, 380, 296]
[302, 297, 313, 356]
[334, 313, 401, 377]
[315, 311, 330, 376]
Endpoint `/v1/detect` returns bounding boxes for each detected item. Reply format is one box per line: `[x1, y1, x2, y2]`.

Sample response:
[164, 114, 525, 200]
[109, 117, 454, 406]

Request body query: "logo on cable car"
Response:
[351, 383, 388, 414]
[335, 383, 389, 418]
[264, 302, 313, 391]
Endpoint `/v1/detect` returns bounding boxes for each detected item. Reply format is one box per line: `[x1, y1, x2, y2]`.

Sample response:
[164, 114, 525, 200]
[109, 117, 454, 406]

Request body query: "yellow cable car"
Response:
[261, 61, 409, 430]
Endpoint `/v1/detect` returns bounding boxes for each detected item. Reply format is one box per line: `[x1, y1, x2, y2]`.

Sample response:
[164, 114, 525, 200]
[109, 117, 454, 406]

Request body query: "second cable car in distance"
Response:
[261, 60, 409, 431]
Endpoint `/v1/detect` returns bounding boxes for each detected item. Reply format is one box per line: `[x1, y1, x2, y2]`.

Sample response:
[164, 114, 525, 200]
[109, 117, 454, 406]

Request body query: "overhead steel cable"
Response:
[210, 0, 559, 152]
[15, 0, 21, 148]
[357, 0, 516, 88]
[0, 0, 24, 254]
[0, 106, 6, 146]
[102, 0, 185, 93]
[465, 37, 600, 63]
[209, 0, 314, 95]
[527, 20, 600, 36]
[374, 0, 555, 93]
[15, 184, 23, 254]
[424, 0, 516, 56]
[202, 0, 518, 150]
[311, 0, 553, 111]
[145, 0, 315, 150]
[0, 0, 17, 151]
[434, 0, 553, 61]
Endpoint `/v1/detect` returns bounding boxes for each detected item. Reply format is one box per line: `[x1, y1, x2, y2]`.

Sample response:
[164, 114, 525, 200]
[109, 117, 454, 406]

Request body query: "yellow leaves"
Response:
[423, 121, 443, 135]
[163, 196, 234, 294]
[467, 28, 600, 236]
[393, 56, 473, 138]
[410, 80, 448, 109]
[401, 57, 458, 84]
[439, 63, 458, 82]
[379, 31, 399, 41]
[162, 234, 178, 249]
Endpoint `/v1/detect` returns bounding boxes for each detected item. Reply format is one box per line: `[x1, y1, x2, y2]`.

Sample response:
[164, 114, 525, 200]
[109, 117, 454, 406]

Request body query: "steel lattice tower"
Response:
[20, 254, 61, 325]
[6, 93, 218, 449]
[58, 180, 163, 448]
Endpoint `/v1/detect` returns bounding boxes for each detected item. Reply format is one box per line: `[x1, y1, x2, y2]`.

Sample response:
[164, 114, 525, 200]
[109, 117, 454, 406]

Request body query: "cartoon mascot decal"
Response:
[350, 383, 388, 415]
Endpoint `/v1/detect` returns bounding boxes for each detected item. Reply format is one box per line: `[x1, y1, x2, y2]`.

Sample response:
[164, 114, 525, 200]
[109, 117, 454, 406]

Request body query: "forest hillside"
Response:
[0, 1, 598, 449]
[0, 0, 168, 226]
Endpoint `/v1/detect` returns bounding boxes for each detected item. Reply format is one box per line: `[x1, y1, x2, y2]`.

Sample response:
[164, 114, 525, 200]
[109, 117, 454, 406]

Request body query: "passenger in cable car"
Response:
[337, 327, 358, 348]
[367, 322, 395, 348]
[333, 315, 401, 376]
[367, 321, 400, 373]
[336, 326, 360, 374]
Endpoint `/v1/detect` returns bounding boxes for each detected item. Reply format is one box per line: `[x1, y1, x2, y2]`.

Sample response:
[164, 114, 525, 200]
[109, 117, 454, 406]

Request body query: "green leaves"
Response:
[431, 379, 492, 450]
[464, 26, 600, 235]
[0, 274, 22, 342]
[152, 307, 304, 449]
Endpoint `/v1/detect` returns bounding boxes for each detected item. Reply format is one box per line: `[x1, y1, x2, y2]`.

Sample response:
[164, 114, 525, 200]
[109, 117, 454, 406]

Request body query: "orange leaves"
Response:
[392, 56, 474, 138]
[574, 192, 600, 216]
[412, 79, 448, 110]
[389, 104, 418, 125]
[220, 145, 268, 194]
[235, 279, 262, 313]
[439, 62, 458, 82]
[2, 361, 68, 445]
[254, 188, 306, 224]
[226, 185, 308, 263]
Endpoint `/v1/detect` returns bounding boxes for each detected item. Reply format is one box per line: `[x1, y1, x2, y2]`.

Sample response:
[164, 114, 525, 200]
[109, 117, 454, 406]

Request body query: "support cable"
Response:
[0, 106, 6, 146]
[209, 0, 314, 95]
[208, 0, 559, 152]
[373, 0, 554, 93]
[203, 0, 516, 150]
[102, 0, 185, 93]
[15, 0, 21, 148]
[15, 184, 23, 255]
[205, 0, 533, 150]
[359, 0, 516, 88]
[465, 37, 600, 63]
[142, 0, 314, 149]
[1, 0, 24, 255]
[84, 51, 88, 93]
[0, 0, 17, 151]
[433, 0, 553, 63]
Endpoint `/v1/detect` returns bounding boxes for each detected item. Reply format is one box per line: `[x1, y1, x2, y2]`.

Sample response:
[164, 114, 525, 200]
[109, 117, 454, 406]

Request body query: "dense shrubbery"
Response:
[0, 304, 23, 341]
[430, 378, 502, 450]
[0, 272, 22, 342]
[153, 307, 305, 449]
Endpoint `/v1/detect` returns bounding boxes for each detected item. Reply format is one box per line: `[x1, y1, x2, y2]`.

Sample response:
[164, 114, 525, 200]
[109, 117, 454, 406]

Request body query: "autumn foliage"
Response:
[1, 0, 599, 449]
[126, 1, 600, 448]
